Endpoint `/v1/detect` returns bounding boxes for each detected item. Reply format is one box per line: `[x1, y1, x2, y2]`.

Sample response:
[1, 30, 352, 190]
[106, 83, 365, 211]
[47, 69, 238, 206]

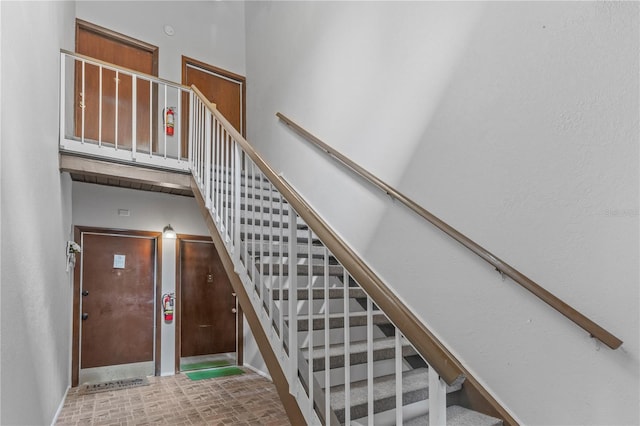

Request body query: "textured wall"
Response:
[0, 2, 76, 424]
[245, 2, 639, 424]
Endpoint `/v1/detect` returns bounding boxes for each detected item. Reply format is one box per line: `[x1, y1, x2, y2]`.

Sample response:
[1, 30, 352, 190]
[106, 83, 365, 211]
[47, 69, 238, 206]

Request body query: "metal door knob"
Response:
[82, 313, 89, 320]
[231, 308, 237, 314]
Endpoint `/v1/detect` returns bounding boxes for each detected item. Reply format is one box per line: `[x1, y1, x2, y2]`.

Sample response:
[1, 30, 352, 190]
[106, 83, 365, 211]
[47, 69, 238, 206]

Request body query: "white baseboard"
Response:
[50, 386, 70, 426]
[243, 363, 272, 381]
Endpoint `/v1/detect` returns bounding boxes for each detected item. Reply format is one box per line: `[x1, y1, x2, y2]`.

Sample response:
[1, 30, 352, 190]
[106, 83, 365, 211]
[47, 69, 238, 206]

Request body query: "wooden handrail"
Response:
[276, 112, 623, 350]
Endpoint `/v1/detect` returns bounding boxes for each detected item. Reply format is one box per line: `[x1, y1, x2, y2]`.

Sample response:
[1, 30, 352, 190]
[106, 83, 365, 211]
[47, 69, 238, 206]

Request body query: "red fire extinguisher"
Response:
[164, 107, 175, 136]
[162, 293, 174, 321]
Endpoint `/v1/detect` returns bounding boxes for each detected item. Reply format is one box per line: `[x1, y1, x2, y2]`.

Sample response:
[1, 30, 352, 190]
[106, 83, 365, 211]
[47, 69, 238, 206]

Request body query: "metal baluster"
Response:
[308, 228, 314, 418]
[59, 53, 66, 147]
[149, 79, 153, 157]
[343, 270, 351, 425]
[98, 65, 102, 146]
[131, 76, 137, 160]
[204, 111, 212, 210]
[177, 88, 182, 161]
[279, 190, 284, 345]
[81, 60, 85, 144]
[395, 330, 403, 425]
[367, 297, 374, 426]
[163, 84, 167, 158]
[269, 181, 274, 336]
[324, 246, 330, 424]
[288, 210, 298, 395]
[114, 70, 119, 150]
[188, 91, 194, 171]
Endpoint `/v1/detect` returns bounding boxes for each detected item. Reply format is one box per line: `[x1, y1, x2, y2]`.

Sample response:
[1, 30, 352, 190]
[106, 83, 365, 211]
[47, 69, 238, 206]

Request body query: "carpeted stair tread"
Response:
[272, 287, 366, 301]
[259, 263, 344, 277]
[330, 368, 462, 423]
[301, 336, 417, 370]
[292, 311, 389, 331]
[404, 405, 503, 426]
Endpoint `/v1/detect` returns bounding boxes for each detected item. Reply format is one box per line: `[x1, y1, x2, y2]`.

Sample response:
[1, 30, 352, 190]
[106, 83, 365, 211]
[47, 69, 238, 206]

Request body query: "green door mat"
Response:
[185, 366, 244, 381]
[180, 359, 231, 371]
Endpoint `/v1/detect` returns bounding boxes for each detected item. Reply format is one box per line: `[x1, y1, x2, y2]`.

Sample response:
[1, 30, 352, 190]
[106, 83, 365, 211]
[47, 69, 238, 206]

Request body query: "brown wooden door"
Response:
[180, 239, 236, 357]
[182, 57, 246, 156]
[80, 233, 155, 368]
[75, 20, 158, 152]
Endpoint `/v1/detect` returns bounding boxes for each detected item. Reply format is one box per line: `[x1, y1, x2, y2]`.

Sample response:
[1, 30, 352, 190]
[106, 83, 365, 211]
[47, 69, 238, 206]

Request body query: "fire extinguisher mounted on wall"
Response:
[163, 107, 175, 136]
[162, 292, 174, 321]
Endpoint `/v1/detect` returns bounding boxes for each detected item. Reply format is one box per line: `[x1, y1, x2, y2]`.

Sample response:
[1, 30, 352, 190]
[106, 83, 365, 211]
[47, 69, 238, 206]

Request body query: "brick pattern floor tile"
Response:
[55, 369, 291, 425]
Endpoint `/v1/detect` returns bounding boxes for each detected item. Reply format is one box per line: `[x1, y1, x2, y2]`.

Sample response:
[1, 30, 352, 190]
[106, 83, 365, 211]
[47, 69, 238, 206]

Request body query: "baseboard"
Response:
[243, 362, 273, 381]
[50, 386, 70, 426]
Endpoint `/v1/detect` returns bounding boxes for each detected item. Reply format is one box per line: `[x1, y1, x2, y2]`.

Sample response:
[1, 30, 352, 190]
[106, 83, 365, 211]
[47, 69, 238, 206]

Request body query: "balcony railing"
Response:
[59, 49, 190, 171]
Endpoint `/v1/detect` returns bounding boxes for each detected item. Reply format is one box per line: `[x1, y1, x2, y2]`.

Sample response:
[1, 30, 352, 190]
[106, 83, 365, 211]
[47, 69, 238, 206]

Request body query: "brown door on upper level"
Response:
[179, 238, 237, 357]
[182, 57, 246, 156]
[80, 233, 156, 370]
[75, 19, 158, 152]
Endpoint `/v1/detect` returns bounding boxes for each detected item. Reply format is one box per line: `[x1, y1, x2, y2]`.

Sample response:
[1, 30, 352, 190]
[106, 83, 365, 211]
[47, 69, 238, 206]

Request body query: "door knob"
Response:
[81, 313, 89, 320]
[231, 308, 237, 314]
[82, 290, 89, 296]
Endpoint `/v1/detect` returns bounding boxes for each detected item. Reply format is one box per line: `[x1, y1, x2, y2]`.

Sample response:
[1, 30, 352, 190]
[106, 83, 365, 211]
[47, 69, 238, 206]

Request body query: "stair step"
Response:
[301, 336, 416, 370]
[404, 405, 503, 426]
[243, 246, 329, 260]
[258, 263, 343, 277]
[272, 287, 366, 300]
[330, 368, 462, 424]
[292, 311, 389, 331]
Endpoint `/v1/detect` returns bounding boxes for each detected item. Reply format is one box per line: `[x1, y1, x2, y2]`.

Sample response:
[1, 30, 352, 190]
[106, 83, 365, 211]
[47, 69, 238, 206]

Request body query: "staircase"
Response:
[59, 50, 515, 425]
[209, 168, 505, 425]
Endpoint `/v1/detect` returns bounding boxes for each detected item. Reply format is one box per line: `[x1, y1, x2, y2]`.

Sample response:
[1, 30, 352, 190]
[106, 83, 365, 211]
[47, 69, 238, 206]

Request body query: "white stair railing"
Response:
[189, 89, 452, 425]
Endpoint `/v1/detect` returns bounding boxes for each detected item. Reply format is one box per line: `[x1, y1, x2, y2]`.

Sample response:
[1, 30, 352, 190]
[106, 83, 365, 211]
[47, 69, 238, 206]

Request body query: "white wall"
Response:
[0, 2, 76, 425]
[245, 2, 639, 425]
[72, 182, 210, 375]
[76, 0, 246, 82]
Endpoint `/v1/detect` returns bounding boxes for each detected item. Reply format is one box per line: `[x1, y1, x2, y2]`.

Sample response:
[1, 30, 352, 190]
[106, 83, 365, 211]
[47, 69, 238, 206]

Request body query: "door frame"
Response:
[174, 234, 243, 373]
[76, 19, 159, 73]
[71, 226, 163, 387]
[181, 56, 246, 157]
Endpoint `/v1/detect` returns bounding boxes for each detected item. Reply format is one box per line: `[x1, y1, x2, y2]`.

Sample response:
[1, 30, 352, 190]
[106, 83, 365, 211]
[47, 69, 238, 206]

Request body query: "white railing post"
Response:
[395, 330, 403, 425]
[204, 111, 212, 210]
[131, 75, 137, 160]
[343, 270, 351, 425]
[233, 142, 242, 262]
[114, 70, 119, 150]
[59, 52, 66, 148]
[367, 297, 374, 426]
[188, 91, 194, 169]
[288, 210, 299, 396]
[428, 364, 447, 426]
[324, 246, 330, 425]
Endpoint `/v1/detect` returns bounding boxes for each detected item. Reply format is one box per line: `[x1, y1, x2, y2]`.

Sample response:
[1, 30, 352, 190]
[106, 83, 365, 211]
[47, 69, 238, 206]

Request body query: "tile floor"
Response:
[55, 368, 291, 425]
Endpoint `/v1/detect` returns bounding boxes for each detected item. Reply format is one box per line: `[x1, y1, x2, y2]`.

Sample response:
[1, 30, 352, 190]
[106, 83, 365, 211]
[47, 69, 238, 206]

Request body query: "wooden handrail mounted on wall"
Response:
[276, 112, 623, 351]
